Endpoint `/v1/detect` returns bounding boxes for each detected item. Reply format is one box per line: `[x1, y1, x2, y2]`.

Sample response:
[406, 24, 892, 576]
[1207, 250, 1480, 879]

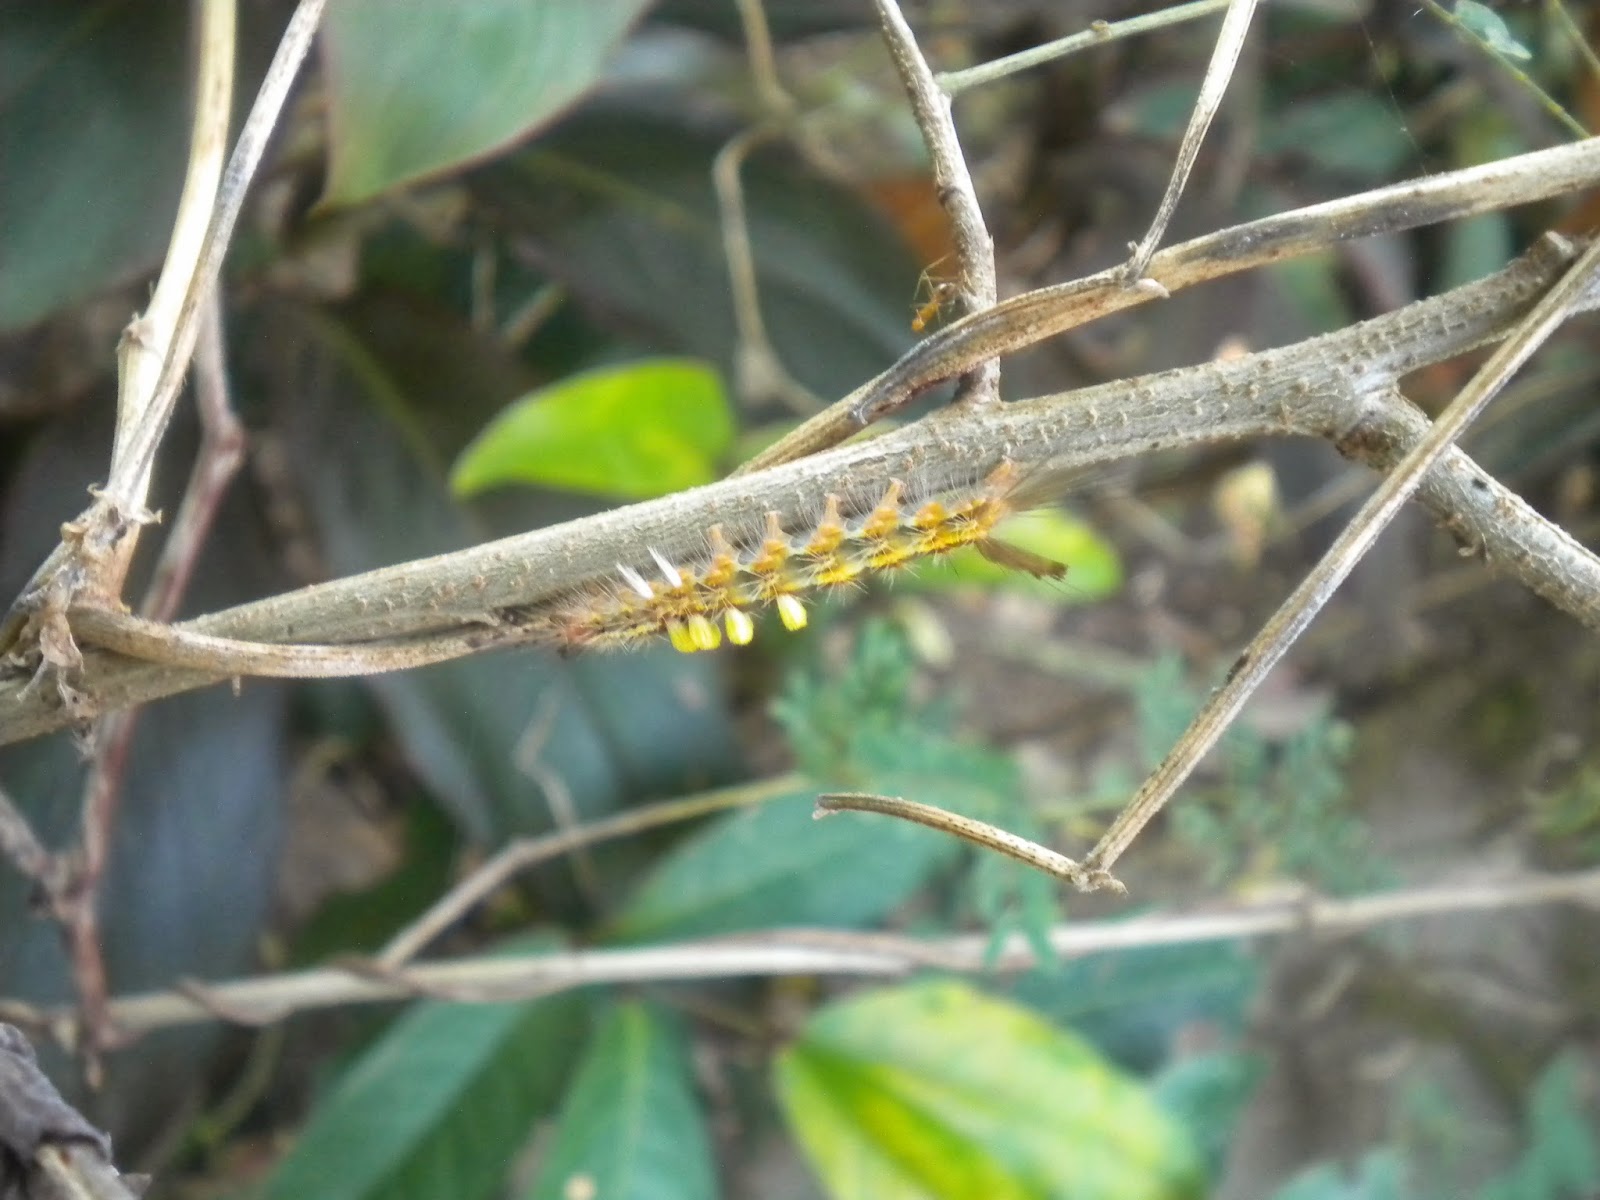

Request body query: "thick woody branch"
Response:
[3, 238, 1600, 743]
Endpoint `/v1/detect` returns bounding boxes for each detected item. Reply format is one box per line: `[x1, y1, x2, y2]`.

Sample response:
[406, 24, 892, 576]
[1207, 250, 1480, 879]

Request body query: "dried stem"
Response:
[0, 782, 50, 887]
[712, 127, 821, 414]
[816, 793, 1111, 891]
[1084, 232, 1600, 883]
[873, 0, 1001, 409]
[378, 774, 803, 967]
[1124, 0, 1259, 283]
[937, 0, 1233, 96]
[4, 869, 1596, 1047]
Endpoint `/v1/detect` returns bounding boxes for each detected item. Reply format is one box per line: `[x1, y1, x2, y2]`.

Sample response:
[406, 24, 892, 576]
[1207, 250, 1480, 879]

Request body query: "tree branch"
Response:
[4, 235, 1600, 743]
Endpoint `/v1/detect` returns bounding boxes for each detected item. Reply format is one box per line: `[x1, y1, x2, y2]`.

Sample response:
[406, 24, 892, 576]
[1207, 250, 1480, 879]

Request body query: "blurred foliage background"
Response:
[2, 1, 1600, 1197]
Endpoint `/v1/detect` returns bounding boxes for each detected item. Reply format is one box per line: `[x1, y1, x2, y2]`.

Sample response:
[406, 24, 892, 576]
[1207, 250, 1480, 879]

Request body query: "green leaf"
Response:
[1261, 93, 1415, 178]
[1478, 1053, 1600, 1200]
[262, 938, 588, 1200]
[1453, 0, 1532, 61]
[525, 1002, 717, 1200]
[608, 791, 958, 942]
[896, 509, 1121, 602]
[1010, 940, 1261, 1071]
[775, 981, 1204, 1200]
[452, 359, 732, 499]
[1269, 1151, 1406, 1200]
[321, 0, 653, 206]
[1151, 1052, 1263, 1183]
[481, 110, 919, 402]
[0, 2, 189, 330]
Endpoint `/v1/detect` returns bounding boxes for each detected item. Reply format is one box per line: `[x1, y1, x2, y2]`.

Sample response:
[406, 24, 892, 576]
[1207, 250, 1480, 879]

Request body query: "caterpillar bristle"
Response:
[536, 459, 1051, 654]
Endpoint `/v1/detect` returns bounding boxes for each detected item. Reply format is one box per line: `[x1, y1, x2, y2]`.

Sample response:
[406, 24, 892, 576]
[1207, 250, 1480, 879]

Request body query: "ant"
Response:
[910, 258, 961, 334]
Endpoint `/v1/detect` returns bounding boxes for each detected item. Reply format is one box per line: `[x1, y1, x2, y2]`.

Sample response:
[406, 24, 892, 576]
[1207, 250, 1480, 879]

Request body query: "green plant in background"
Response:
[776, 621, 1064, 958]
[1133, 656, 1383, 895]
[1529, 764, 1600, 866]
[1269, 1054, 1600, 1200]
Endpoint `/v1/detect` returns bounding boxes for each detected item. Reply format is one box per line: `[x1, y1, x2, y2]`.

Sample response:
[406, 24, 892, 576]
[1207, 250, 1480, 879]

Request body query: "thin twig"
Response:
[816, 793, 1112, 891]
[712, 127, 822, 414]
[1421, 0, 1589, 139]
[731, 0, 794, 118]
[1084, 233, 1600, 884]
[938, 0, 1234, 96]
[4, 869, 1595, 1045]
[378, 774, 804, 967]
[139, 300, 247, 623]
[1124, 0, 1260, 284]
[0, 781, 50, 886]
[1545, 0, 1600, 82]
[873, 0, 1001, 409]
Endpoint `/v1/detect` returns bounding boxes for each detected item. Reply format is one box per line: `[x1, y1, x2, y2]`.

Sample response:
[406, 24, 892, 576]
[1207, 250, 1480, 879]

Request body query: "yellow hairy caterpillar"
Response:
[530, 460, 1063, 655]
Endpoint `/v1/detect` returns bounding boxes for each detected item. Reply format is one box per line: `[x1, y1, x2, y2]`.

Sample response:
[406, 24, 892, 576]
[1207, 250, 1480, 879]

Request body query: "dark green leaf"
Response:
[1478, 1053, 1600, 1200]
[1010, 940, 1261, 1072]
[321, 0, 654, 206]
[262, 939, 588, 1200]
[481, 110, 919, 402]
[1151, 1052, 1264, 1183]
[0, 2, 188, 330]
[775, 981, 1204, 1200]
[607, 791, 957, 941]
[525, 1002, 717, 1200]
[1269, 1151, 1407, 1200]
[1261, 93, 1415, 177]
[0, 403, 290, 1151]
[452, 359, 733, 499]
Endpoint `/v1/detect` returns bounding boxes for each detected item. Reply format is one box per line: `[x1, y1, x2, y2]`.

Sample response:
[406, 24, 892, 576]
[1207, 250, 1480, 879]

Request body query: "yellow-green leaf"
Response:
[775, 981, 1203, 1200]
[902, 509, 1121, 603]
[451, 359, 732, 499]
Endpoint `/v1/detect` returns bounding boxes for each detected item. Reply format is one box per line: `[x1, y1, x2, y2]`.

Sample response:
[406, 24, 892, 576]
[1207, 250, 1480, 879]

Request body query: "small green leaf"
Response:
[525, 1003, 716, 1200]
[262, 937, 587, 1200]
[321, 0, 653, 206]
[452, 359, 733, 499]
[1453, 0, 1533, 61]
[898, 510, 1121, 602]
[608, 791, 957, 942]
[775, 981, 1204, 1200]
